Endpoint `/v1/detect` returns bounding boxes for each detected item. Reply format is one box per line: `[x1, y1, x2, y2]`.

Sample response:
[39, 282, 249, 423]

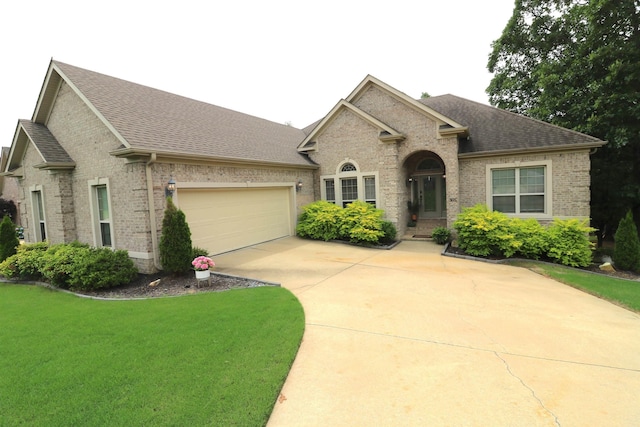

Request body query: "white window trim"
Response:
[485, 160, 552, 219]
[88, 177, 115, 248]
[320, 160, 380, 207]
[29, 185, 47, 242]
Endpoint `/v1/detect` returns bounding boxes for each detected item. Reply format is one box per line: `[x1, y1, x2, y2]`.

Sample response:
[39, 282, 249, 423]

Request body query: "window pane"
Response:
[35, 191, 44, 220]
[100, 223, 112, 247]
[493, 195, 515, 213]
[492, 169, 515, 194]
[96, 185, 110, 221]
[520, 195, 545, 213]
[341, 178, 357, 202]
[364, 177, 375, 200]
[325, 180, 335, 202]
[520, 167, 544, 194]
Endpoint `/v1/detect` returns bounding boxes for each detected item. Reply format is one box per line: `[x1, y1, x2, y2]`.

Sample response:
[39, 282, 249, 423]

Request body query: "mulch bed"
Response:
[78, 271, 275, 299]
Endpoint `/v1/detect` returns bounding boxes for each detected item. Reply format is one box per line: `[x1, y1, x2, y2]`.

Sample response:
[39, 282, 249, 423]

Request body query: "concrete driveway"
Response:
[214, 237, 640, 426]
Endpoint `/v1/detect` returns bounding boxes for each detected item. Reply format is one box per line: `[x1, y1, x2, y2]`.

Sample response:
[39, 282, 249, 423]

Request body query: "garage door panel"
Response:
[178, 188, 292, 255]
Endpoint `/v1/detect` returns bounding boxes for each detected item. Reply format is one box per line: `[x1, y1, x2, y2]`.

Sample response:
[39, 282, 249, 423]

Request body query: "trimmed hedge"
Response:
[453, 204, 594, 267]
[0, 242, 138, 291]
[613, 210, 640, 271]
[296, 200, 393, 245]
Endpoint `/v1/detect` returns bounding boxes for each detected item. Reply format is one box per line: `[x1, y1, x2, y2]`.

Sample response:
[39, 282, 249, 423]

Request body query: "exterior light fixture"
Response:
[165, 177, 176, 197]
[296, 180, 303, 192]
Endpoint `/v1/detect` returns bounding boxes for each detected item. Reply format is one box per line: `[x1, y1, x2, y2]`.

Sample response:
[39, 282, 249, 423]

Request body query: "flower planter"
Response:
[195, 270, 211, 280]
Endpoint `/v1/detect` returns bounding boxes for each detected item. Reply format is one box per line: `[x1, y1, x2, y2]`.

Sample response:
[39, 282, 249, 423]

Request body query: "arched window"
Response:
[321, 160, 378, 207]
[417, 158, 443, 172]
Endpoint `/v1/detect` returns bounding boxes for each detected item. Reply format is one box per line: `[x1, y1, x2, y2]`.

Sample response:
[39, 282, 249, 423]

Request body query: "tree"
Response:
[159, 197, 193, 274]
[0, 198, 17, 221]
[613, 210, 640, 271]
[487, 0, 640, 242]
[420, 92, 431, 99]
[0, 215, 19, 262]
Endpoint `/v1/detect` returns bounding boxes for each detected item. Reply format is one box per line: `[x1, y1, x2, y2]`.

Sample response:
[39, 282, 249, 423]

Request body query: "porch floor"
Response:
[401, 218, 447, 240]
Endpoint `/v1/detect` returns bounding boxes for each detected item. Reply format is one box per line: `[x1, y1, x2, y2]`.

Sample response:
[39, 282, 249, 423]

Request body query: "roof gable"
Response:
[298, 100, 405, 151]
[299, 75, 469, 151]
[3, 120, 75, 176]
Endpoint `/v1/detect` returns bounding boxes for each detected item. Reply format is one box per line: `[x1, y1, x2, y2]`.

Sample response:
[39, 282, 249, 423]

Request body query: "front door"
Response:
[418, 175, 446, 218]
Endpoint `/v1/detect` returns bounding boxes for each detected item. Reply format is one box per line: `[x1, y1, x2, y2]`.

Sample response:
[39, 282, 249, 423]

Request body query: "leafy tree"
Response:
[613, 210, 640, 271]
[420, 92, 431, 99]
[0, 198, 17, 221]
[0, 215, 19, 262]
[159, 197, 193, 274]
[487, 0, 640, 242]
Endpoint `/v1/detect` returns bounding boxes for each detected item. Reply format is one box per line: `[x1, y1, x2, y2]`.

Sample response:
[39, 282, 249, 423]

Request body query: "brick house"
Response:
[2, 61, 605, 273]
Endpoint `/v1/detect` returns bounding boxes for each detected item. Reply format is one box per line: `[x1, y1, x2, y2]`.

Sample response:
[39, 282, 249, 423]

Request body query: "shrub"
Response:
[510, 218, 548, 260]
[159, 197, 193, 274]
[0, 215, 19, 262]
[453, 204, 518, 257]
[546, 219, 595, 267]
[337, 201, 384, 244]
[192, 246, 210, 259]
[0, 242, 49, 279]
[67, 248, 138, 291]
[38, 242, 90, 287]
[296, 200, 342, 241]
[431, 227, 451, 245]
[380, 220, 397, 244]
[613, 210, 640, 271]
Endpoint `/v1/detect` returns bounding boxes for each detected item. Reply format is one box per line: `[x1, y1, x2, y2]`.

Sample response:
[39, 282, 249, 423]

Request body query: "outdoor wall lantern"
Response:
[165, 177, 176, 197]
[296, 180, 303, 192]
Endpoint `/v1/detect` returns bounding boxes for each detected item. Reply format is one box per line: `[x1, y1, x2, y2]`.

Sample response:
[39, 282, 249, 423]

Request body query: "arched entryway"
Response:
[405, 152, 447, 220]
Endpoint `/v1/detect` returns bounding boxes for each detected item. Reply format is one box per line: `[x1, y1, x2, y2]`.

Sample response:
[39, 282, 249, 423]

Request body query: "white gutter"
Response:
[145, 153, 162, 270]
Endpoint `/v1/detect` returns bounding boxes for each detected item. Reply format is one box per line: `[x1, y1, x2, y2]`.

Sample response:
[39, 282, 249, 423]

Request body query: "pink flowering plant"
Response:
[192, 256, 215, 271]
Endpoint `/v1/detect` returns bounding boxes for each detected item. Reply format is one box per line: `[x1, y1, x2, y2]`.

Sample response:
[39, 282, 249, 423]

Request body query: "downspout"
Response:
[145, 153, 162, 270]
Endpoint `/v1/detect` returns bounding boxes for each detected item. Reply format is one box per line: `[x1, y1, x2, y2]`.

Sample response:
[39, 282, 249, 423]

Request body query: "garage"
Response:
[177, 187, 294, 255]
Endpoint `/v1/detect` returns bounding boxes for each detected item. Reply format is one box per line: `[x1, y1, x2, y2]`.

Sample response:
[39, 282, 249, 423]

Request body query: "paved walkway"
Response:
[214, 237, 640, 426]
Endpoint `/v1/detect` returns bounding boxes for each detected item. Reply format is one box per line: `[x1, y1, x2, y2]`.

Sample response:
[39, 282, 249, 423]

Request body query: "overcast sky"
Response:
[0, 0, 515, 148]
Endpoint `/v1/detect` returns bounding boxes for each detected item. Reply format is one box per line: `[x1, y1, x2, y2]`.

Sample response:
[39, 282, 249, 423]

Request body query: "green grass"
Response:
[0, 285, 304, 426]
[509, 260, 640, 313]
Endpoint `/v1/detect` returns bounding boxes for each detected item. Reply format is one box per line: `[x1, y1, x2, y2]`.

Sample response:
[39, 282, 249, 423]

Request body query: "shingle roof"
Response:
[53, 61, 314, 167]
[419, 95, 604, 155]
[19, 119, 74, 164]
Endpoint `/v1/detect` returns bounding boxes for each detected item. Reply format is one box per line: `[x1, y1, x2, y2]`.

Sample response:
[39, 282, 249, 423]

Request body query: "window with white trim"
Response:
[320, 161, 378, 208]
[30, 186, 47, 241]
[89, 178, 114, 247]
[489, 163, 549, 215]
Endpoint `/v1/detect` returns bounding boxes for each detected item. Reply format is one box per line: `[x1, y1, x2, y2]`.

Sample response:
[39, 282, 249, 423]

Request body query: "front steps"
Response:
[402, 218, 447, 240]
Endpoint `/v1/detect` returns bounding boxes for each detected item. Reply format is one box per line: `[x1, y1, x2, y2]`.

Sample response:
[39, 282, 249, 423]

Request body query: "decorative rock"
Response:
[599, 262, 615, 272]
[148, 279, 161, 287]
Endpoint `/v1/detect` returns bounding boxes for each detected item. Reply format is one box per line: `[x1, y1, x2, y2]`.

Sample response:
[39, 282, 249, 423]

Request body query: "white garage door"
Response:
[178, 187, 293, 255]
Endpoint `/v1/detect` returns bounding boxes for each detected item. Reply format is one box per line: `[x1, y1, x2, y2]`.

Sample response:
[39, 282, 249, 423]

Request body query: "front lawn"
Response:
[0, 285, 304, 426]
[509, 261, 640, 313]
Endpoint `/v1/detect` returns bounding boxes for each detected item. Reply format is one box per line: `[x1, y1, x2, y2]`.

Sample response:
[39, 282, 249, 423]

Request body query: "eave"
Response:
[110, 148, 319, 170]
[33, 162, 76, 171]
[457, 141, 607, 159]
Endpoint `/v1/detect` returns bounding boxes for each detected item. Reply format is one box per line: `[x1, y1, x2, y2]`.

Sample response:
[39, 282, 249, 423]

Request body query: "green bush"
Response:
[159, 197, 193, 274]
[613, 210, 640, 271]
[0, 242, 49, 279]
[192, 246, 210, 259]
[453, 204, 518, 257]
[453, 204, 594, 267]
[337, 201, 384, 244]
[431, 227, 451, 245]
[0, 241, 138, 290]
[510, 218, 548, 260]
[546, 219, 595, 267]
[0, 216, 19, 262]
[380, 220, 397, 244]
[67, 248, 138, 291]
[296, 200, 342, 241]
[38, 243, 90, 287]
